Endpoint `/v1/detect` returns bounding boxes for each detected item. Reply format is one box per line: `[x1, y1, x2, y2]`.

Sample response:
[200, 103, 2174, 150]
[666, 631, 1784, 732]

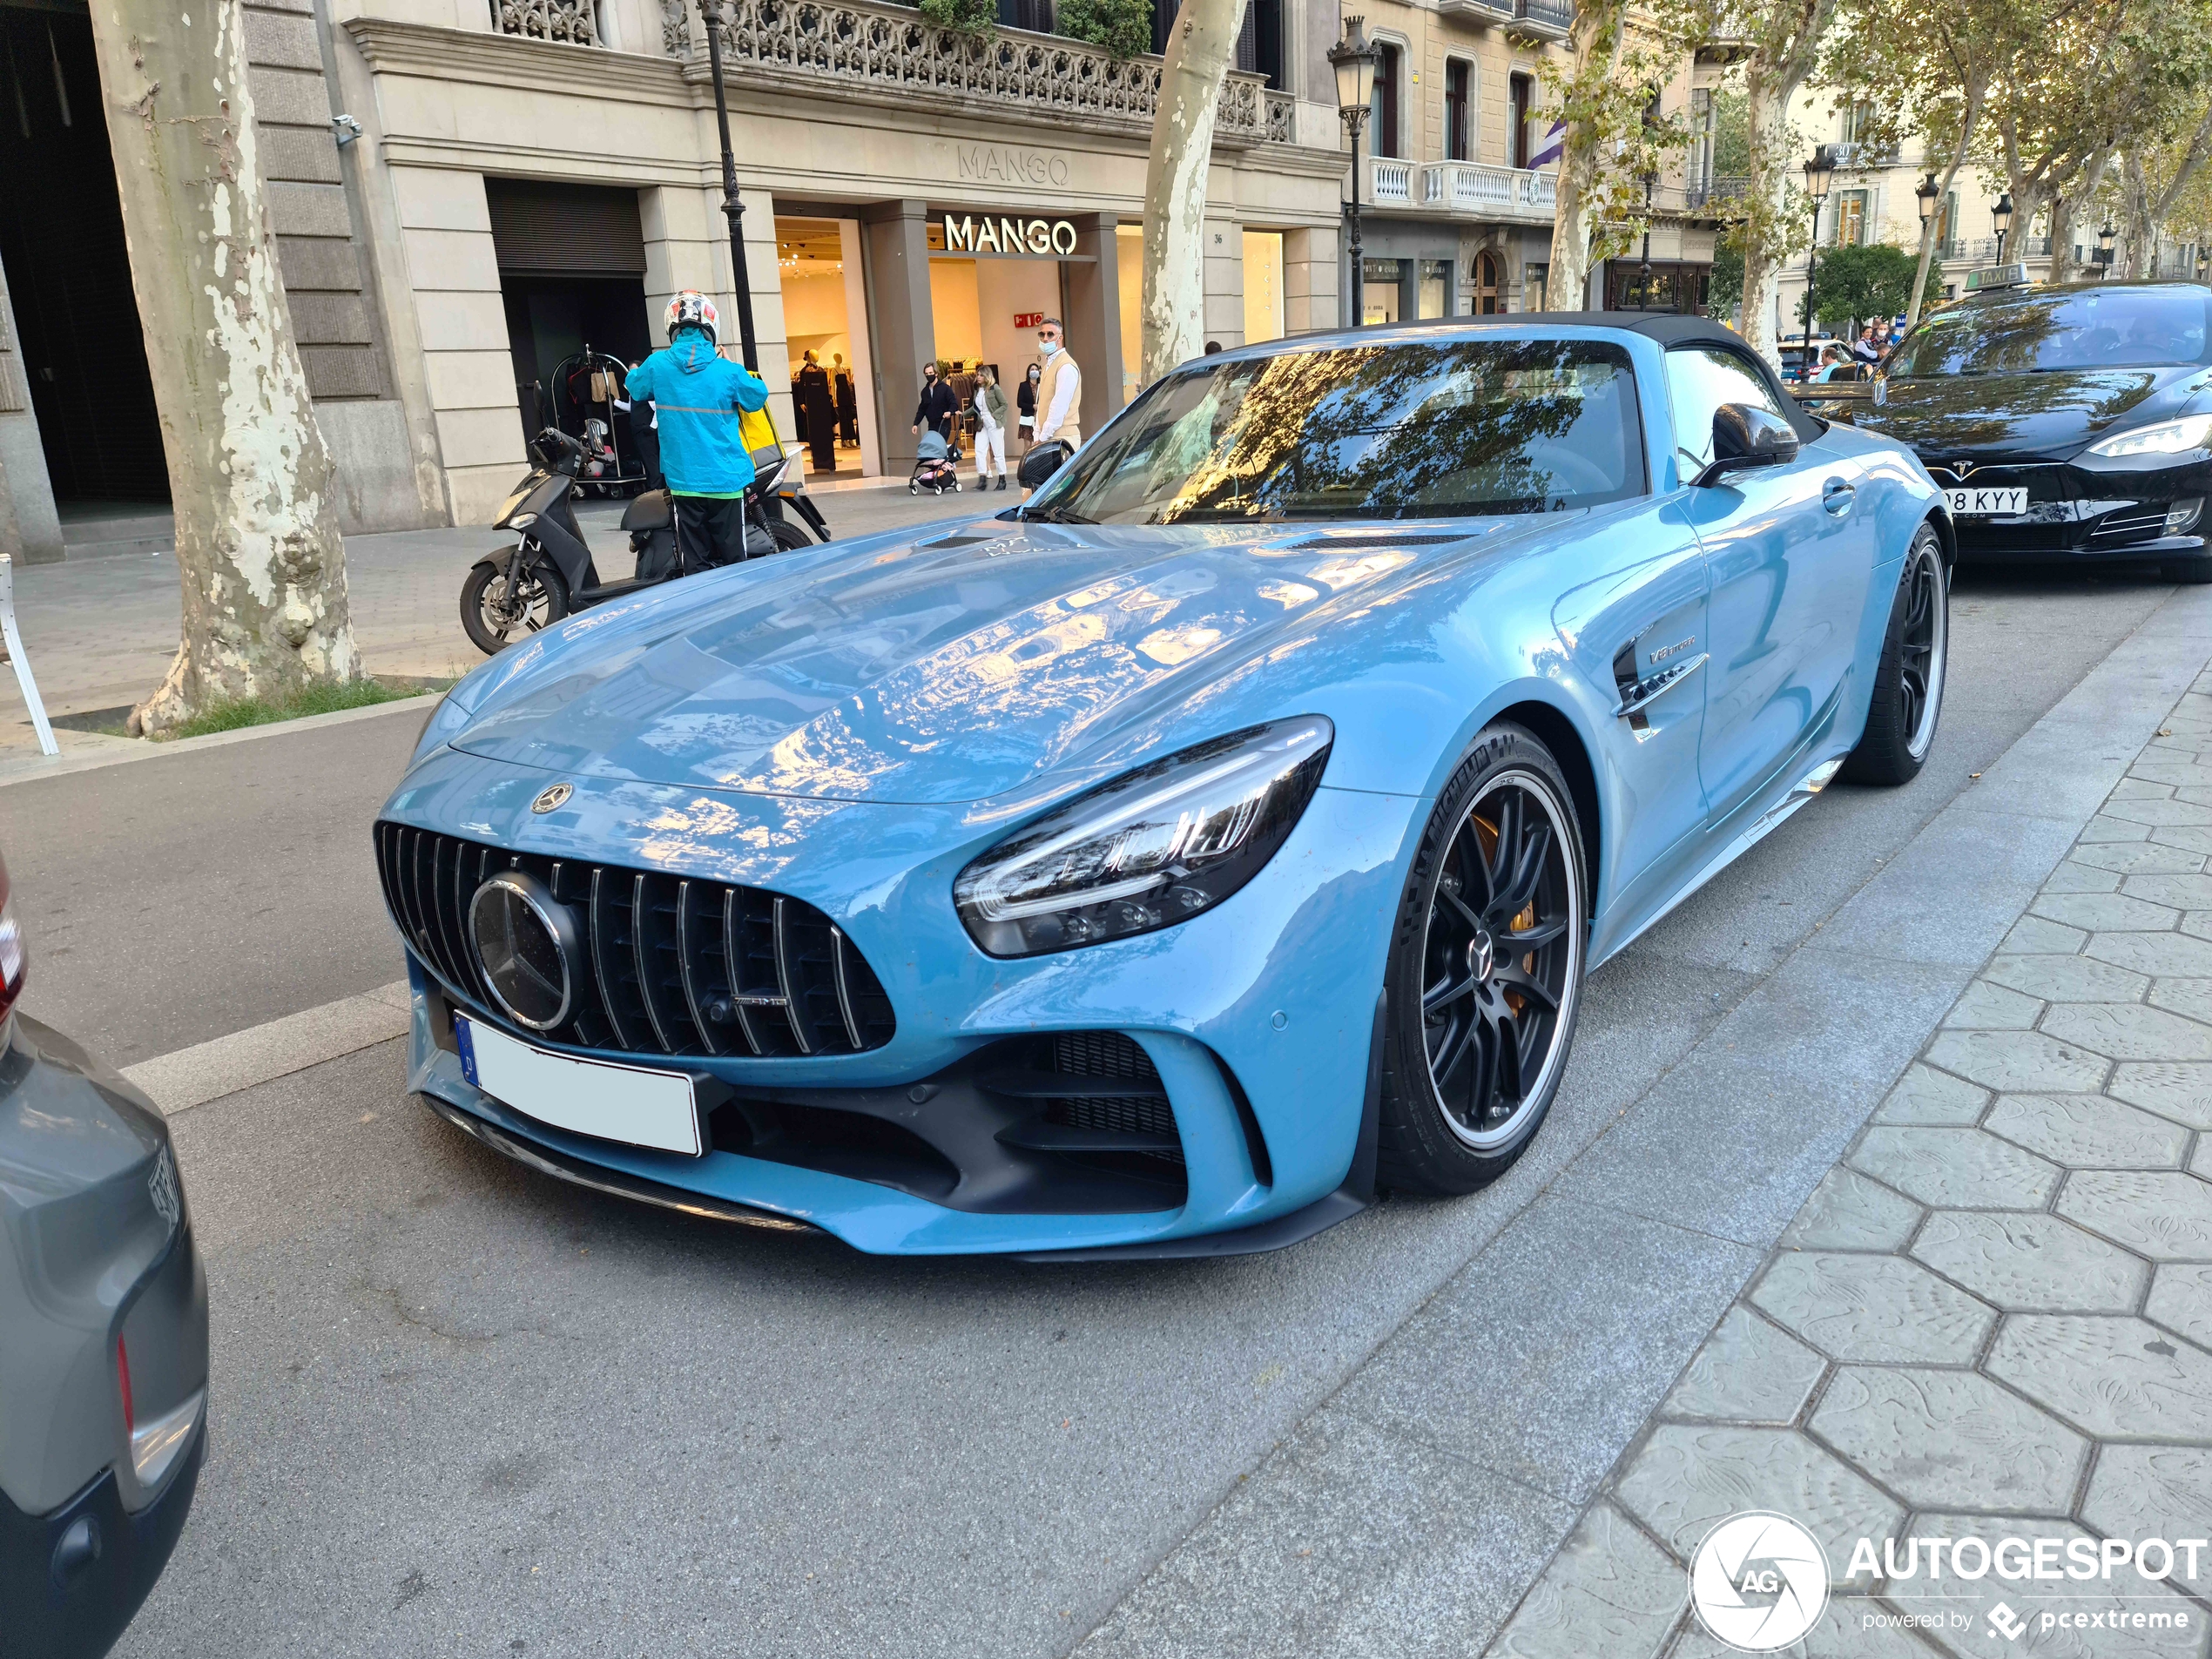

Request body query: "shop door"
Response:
[776, 215, 876, 477]
[1474, 252, 1502, 314]
[0, 7, 167, 502]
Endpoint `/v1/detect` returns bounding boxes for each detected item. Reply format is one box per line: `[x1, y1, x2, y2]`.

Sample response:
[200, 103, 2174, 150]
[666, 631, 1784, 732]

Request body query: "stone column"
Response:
[1063, 212, 1123, 438]
[862, 200, 934, 474]
[1283, 225, 1339, 334]
[1203, 218, 1244, 351]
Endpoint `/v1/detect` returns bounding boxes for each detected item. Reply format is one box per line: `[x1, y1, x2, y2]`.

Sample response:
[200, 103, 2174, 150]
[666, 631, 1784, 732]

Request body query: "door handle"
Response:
[1823, 476, 1856, 516]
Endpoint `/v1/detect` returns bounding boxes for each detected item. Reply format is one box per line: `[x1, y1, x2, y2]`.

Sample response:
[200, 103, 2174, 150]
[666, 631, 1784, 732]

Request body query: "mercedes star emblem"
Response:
[468, 871, 575, 1031]
[531, 783, 573, 814]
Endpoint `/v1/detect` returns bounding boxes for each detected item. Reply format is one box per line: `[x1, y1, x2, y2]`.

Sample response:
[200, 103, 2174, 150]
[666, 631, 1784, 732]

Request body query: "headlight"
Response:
[507, 512, 538, 529]
[2086, 414, 2212, 459]
[954, 718, 1333, 958]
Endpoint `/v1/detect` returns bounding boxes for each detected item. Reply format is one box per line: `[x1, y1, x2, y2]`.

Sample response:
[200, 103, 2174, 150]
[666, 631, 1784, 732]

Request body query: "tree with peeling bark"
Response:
[1140, 0, 1246, 383]
[2120, 111, 2212, 276]
[1721, 0, 1841, 362]
[87, 0, 360, 736]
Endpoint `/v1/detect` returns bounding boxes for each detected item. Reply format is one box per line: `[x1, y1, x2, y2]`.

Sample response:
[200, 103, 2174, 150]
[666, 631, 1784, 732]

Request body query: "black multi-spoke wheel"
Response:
[1842, 523, 1948, 785]
[461, 553, 570, 656]
[1379, 724, 1588, 1193]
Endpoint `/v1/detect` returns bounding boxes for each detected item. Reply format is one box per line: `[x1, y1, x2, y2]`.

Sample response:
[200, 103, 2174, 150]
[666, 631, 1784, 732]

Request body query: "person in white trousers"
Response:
[971, 365, 1009, 491]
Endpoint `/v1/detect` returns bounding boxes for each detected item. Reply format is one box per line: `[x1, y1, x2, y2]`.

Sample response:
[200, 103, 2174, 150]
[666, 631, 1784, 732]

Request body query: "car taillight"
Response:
[118, 1335, 134, 1435]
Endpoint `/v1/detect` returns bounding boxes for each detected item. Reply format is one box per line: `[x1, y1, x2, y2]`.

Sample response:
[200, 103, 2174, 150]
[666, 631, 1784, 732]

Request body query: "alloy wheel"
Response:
[1898, 540, 1947, 762]
[1419, 770, 1582, 1150]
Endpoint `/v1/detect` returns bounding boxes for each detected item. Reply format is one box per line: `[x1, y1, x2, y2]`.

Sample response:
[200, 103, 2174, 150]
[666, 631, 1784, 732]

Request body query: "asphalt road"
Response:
[0, 565, 2181, 1656]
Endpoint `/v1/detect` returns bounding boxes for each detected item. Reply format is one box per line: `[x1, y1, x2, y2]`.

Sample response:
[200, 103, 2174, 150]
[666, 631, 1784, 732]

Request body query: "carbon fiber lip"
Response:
[416, 1092, 821, 1235]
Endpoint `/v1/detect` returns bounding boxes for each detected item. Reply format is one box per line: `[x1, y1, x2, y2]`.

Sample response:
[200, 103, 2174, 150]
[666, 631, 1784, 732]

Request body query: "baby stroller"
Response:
[908, 428, 961, 496]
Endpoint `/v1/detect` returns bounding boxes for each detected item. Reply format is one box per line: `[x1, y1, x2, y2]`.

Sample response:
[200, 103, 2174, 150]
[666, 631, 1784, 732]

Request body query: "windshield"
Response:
[1029, 338, 1645, 524]
[1886, 289, 2212, 377]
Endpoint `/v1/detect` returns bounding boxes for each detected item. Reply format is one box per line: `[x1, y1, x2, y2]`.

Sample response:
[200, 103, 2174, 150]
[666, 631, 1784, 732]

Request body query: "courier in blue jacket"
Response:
[624, 291, 769, 573]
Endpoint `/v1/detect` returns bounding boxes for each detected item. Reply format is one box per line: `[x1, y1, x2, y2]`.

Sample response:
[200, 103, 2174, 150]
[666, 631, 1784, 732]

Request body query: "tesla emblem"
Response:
[1949, 462, 1976, 481]
[530, 783, 573, 814]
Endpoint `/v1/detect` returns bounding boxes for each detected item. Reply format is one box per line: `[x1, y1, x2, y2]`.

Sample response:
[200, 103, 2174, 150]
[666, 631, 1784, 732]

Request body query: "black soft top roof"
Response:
[1329, 311, 1745, 350]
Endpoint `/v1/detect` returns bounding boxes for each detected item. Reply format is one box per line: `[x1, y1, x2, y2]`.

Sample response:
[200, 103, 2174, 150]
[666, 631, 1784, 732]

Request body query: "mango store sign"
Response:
[942, 214, 1080, 256]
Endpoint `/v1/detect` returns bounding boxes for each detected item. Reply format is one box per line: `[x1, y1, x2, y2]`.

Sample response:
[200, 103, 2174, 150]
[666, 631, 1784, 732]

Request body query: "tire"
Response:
[769, 516, 811, 553]
[2162, 554, 2212, 583]
[1840, 523, 1948, 786]
[1376, 722, 1589, 1195]
[461, 553, 570, 656]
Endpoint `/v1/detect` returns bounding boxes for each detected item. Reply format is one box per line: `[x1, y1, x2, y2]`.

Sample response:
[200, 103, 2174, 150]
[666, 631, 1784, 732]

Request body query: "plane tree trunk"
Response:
[89, 0, 360, 736]
[1140, 0, 1246, 383]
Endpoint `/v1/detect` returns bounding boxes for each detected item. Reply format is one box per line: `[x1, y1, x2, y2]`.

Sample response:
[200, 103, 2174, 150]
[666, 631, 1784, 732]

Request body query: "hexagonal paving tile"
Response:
[2056, 1171, 2212, 1259]
[2031, 892, 2176, 933]
[2109, 1062, 2212, 1130]
[1810, 1365, 2088, 1514]
[1485, 1501, 1683, 1659]
[2150, 980, 2212, 1024]
[1985, 954, 2150, 1004]
[1911, 1210, 2149, 1312]
[2145, 1264, 2212, 1348]
[1871, 1066, 1989, 1127]
[2068, 843, 2208, 874]
[2134, 759, 2212, 791]
[1922, 1030, 2108, 1096]
[1987, 1315, 2212, 1439]
[2075, 815, 2154, 844]
[2151, 823, 2212, 854]
[1662, 1306, 1828, 1425]
[1942, 981, 2044, 1030]
[1850, 1127, 2063, 1210]
[1750, 1252, 1995, 1363]
[2043, 863, 2122, 894]
[2084, 1445, 2212, 1545]
[2000, 915, 2088, 956]
[2087, 931, 2212, 977]
[1614, 1423, 1904, 1564]
[2041, 1002, 2212, 1062]
[2125, 872, 2212, 909]
[2185, 912, 2212, 944]
[1983, 1093, 2193, 1169]
[1780, 1168, 1925, 1251]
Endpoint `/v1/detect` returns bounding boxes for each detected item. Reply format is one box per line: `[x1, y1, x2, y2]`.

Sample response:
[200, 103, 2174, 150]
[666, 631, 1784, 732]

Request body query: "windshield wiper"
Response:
[1021, 505, 1093, 524]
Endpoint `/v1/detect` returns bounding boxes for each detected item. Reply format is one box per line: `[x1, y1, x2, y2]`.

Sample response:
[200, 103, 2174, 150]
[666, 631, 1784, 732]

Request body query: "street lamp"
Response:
[1637, 168, 1658, 310]
[2199, 248, 2209, 283]
[1991, 192, 2015, 267]
[2094, 224, 2116, 272]
[700, 2, 760, 370]
[1329, 18, 1379, 326]
[1916, 172, 1939, 243]
[1802, 149, 1834, 375]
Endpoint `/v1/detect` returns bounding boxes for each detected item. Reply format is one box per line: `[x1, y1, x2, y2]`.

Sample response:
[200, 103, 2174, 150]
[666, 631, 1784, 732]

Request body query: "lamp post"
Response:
[1802, 149, 1834, 377]
[700, 2, 760, 370]
[2198, 248, 2209, 283]
[1329, 18, 1379, 327]
[2095, 224, 2116, 273]
[1908, 173, 1939, 328]
[1991, 192, 2014, 268]
[1637, 168, 1657, 309]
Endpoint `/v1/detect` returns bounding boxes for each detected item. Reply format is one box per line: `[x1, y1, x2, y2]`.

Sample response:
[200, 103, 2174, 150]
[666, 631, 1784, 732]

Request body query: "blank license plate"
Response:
[1944, 486, 2028, 517]
[456, 1015, 704, 1157]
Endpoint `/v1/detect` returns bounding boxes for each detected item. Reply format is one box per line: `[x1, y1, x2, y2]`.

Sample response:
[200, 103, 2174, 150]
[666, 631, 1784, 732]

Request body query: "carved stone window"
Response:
[494, 0, 603, 46]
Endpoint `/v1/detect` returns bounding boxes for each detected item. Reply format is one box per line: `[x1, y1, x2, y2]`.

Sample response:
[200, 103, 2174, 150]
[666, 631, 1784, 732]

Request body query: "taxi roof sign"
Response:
[1967, 263, 2028, 292]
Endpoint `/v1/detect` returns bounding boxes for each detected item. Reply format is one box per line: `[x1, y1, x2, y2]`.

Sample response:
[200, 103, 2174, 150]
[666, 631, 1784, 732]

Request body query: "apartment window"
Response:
[1371, 42, 1402, 159]
[1509, 72, 1533, 169]
[1689, 88, 1714, 195]
[1232, 0, 1283, 89]
[1841, 100, 1875, 143]
[1832, 189, 1867, 247]
[999, 0, 1053, 31]
[1445, 60, 1472, 163]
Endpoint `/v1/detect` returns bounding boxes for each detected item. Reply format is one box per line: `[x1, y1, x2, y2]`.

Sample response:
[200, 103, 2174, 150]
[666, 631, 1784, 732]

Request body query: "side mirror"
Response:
[1695, 403, 1800, 488]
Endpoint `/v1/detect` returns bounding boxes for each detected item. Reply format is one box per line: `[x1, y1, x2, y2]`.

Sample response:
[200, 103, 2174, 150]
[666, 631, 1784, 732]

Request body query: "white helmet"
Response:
[664, 291, 719, 345]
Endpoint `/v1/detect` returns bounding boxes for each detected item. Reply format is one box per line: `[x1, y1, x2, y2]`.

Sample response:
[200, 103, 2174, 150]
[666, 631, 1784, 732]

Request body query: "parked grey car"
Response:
[0, 853, 206, 1657]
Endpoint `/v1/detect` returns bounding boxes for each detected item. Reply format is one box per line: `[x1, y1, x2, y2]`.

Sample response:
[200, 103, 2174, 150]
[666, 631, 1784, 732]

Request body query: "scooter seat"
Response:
[622, 489, 674, 531]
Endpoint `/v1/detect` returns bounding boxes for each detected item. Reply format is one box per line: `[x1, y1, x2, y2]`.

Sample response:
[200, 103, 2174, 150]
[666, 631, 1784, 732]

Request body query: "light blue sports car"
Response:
[375, 314, 1950, 1258]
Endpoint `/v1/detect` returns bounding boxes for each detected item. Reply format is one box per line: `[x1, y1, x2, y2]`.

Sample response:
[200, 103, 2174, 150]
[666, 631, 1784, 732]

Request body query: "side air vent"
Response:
[374, 822, 895, 1059]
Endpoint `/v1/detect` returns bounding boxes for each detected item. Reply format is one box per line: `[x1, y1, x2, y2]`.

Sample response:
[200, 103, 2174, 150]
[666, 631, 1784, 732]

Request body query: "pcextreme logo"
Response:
[1689, 1512, 2209, 1651]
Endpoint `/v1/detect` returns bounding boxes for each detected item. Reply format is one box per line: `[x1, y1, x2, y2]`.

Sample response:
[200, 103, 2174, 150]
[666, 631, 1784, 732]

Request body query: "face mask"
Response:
[1039, 340, 1059, 358]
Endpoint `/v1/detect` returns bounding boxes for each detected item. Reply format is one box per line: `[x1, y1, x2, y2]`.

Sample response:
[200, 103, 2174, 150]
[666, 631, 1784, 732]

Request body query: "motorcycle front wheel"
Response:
[461, 552, 570, 655]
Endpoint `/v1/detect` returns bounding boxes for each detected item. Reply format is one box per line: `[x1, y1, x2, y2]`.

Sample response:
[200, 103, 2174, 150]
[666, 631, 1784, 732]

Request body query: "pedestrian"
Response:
[1031, 316, 1081, 450]
[833, 352, 859, 445]
[971, 365, 1008, 492]
[1204, 340, 1222, 355]
[911, 361, 958, 446]
[1017, 361, 1041, 454]
[1851, 323, 1880, 365]
[622, 292, 769, 573]
[796, 348, 837, 474]
[1818, 342, 1852, 382]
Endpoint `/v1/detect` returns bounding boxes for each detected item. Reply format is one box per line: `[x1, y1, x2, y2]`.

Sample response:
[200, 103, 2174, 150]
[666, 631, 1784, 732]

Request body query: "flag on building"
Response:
[1529, 119, 1566, 170]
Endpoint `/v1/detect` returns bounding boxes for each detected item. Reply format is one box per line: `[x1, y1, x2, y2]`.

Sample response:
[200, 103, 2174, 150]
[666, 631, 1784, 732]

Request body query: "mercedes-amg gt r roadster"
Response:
[375, 315, 1951, 1258]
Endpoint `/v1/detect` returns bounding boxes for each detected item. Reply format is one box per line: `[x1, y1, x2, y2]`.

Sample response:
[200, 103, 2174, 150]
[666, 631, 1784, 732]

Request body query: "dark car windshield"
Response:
[1028, 338, 1645, 524]
[1886, 289, 2212, 377]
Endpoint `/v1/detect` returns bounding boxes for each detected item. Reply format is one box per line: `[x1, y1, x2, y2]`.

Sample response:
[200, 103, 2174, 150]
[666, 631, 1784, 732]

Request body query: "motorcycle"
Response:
[461, 428, 832, 655]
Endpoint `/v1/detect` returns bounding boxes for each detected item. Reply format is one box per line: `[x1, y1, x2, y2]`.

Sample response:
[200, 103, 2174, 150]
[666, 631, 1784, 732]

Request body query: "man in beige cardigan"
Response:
[1032, 316, 1082, 450]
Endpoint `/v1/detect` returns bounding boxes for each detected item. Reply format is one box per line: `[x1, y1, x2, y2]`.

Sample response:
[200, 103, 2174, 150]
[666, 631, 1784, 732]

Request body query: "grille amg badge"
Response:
[531, 783, 573, 814]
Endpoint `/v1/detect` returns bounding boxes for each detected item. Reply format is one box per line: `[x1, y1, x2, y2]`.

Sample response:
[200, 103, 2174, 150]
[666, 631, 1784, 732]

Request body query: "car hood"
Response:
[447, 516, 1540, 804]
[1856, 365, 2206, 459]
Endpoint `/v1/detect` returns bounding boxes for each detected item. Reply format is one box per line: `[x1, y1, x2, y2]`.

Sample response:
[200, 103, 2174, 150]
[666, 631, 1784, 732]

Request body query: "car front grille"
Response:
[374, 821, 894, 1059]
[2091, 506, 2170, 544]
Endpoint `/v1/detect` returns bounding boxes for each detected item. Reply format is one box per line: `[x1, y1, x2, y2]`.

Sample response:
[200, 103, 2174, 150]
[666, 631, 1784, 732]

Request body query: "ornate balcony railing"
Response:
[1370, 157, 1415, 206]
[495, 0, 602, 44]
[1684, 174, 1749, 208]
[694, 0, 1274, 146]
[1264, 91, 1296, 145]
[1509, 0, 1575, 38]
[1420, 160, 1555, 221]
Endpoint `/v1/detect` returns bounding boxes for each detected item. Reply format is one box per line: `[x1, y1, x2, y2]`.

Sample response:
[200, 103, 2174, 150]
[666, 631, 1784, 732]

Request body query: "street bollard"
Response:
[0, 556, 57, 757]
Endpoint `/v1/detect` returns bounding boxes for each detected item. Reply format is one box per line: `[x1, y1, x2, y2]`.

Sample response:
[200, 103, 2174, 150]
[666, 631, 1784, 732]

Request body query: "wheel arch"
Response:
[1493, 698, 1602, 907]
[1922, 506, 1957, 569]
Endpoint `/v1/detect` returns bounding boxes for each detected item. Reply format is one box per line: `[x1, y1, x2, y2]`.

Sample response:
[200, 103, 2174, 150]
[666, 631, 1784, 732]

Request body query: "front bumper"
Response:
[387, 749, 1420, 1255]
[1927, 454, 2211, 564]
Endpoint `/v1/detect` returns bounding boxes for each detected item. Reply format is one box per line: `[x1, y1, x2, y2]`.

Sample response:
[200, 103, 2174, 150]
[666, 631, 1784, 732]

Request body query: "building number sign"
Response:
[941, 215, 1081, 257]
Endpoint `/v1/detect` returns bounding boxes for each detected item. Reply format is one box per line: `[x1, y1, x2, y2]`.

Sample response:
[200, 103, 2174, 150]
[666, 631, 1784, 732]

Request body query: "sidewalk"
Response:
[0, 488, 991, 747]
[1073, 583, 2212, 1659]
[1482, 671, 2212, 1657]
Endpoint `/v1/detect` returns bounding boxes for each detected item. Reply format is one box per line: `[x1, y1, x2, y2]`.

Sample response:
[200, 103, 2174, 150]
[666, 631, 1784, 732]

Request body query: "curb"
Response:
[124, 981, 414, 1116]
[0, 692, 438, 789]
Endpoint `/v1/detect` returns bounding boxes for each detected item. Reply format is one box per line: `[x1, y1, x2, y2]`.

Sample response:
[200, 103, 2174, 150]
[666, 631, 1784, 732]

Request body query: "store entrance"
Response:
[774, 216, 876, 479]
[926, 248, 1062, 456]
[0, 4, 168, 506]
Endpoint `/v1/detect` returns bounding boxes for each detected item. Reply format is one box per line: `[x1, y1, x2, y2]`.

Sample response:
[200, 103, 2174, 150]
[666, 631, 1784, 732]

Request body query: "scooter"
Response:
[460, 428, 831, 655]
